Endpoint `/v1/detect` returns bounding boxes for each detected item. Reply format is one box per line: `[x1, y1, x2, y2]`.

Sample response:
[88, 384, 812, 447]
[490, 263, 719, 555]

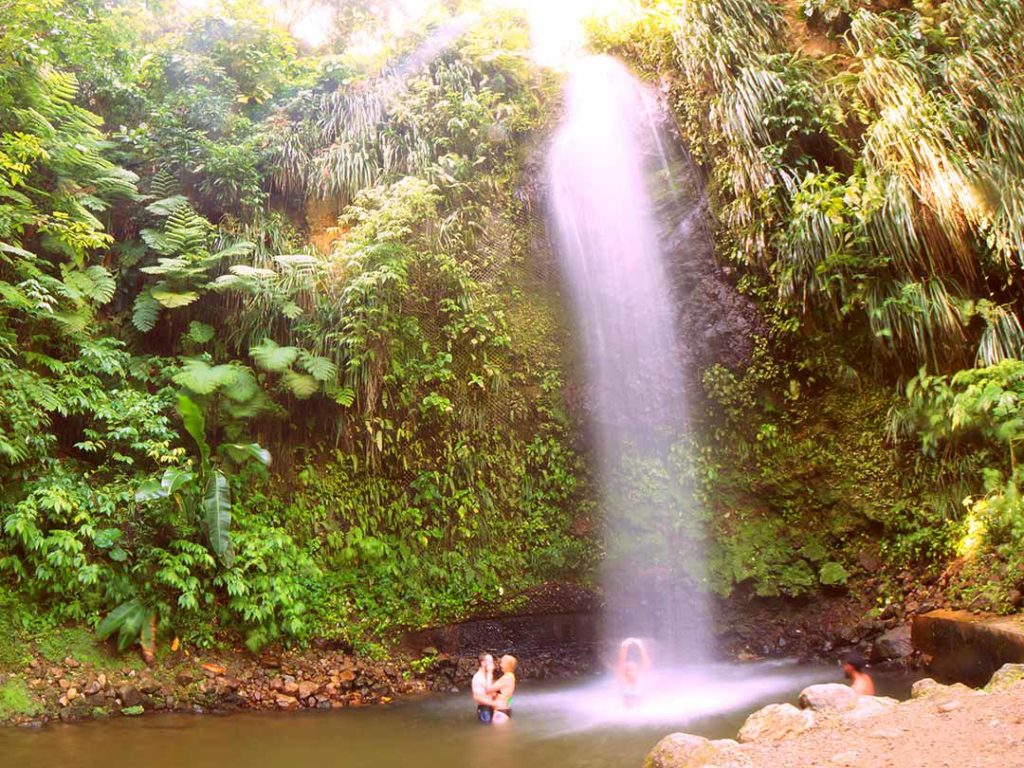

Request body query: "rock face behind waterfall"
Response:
[655, 150, 762, 380]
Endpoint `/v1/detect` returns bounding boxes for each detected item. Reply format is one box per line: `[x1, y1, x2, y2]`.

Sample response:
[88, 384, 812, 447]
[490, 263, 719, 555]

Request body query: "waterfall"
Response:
[546, 55, 709, 664]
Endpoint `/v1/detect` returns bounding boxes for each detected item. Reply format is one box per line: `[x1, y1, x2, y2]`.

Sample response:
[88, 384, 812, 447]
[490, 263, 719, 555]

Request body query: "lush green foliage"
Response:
[0, 0, 588, 656]
[592, 0, 1024, 374]
[590, 0, 1024, 601]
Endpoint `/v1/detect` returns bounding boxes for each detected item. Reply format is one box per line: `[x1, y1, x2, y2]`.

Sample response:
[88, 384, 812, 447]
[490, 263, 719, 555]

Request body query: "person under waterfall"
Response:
[486, 655, 517, 724]
[472, 652, 498, 723]
[614, 637, 651, 708]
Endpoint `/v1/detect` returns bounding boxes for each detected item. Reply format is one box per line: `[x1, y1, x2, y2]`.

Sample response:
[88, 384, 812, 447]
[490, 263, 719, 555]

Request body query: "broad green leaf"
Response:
[222, 442, 272, 466]
[152, 287, 200, 308]
[186, 321, 215, 344]
[145, 195, 188, 216]
[250, 338, 299, 372]
[135, 478, 166, 502]
[97, 599, 150, 650]
[93, 528, 122, 549]
[203, 470, 232, 564]
[177, 394, 210, 470]
[282, 369, 320, 399]
[132, 290, 160, 332]
[173, 359, 240, 395]
[298, 350, 338, 382]
[325, 383, 356, 407]
[228, 264, 275, 278]
[161, 467, 195, 495]
[221, 367, 260, 402]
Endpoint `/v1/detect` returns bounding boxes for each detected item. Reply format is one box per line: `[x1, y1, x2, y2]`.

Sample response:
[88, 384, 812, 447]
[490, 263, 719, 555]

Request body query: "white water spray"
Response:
[547, 56, 709, 664]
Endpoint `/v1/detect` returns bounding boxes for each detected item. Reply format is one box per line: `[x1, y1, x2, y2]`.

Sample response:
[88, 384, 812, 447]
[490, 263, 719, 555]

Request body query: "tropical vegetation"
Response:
[1, 0, 1022, 667]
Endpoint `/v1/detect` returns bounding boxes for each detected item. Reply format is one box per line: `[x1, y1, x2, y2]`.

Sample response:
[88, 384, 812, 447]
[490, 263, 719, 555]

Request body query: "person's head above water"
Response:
[478, 653, 494, 672]
[841, 652, 866, 675]
[500, 655, 517, 674]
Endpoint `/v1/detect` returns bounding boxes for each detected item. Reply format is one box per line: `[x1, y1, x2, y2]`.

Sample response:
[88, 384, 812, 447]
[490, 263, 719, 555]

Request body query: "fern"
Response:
[250, 338, 299, 372]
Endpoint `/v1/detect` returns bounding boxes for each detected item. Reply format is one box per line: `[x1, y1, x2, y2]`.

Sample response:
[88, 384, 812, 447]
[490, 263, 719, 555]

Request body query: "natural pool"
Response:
[0, 661, 917, 768]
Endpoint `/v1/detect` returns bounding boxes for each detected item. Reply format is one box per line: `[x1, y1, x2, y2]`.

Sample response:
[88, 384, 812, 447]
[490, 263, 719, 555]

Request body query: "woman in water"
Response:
[487, 655, 517, 724]
[614, 637, 651, 708]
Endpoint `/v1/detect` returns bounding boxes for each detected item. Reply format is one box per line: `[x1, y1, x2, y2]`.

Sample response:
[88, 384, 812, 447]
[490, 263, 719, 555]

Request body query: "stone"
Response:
[644, 733, 720, 768]
[840, 696, 899, 723]
[64, 657, 80, 669]
[275, 694, 298, 710]
[938, 700, 961, 713]
[297, 681, 320, 700]
[738, 703, 815, 743]
[66, 687, 79, 701]
[281, 680, 300, 697]
[83, 680, 102, 696]
[910, 678, 941, 699]
[58, 678, 71, 691]
[985, 663, 1024, 693]
[118, 686, 144, 708]
[709, 739, 739, 751]
[873, 623, 913, 661]
[798, 684, 858, 712]
[912, 678, 973, 700]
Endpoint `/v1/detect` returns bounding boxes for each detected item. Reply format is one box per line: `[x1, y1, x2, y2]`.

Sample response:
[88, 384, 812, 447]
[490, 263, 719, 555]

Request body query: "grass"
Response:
[34, 626, 144, 670]
[0, 678, 39, 719]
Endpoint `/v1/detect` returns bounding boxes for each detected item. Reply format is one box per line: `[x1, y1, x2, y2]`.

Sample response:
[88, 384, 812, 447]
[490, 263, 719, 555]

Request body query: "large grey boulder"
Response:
[737, 703, 815, 743]
[798, 683, 858, 712]
[840, 696, 899, 723]
[985, 663, 1024, 693]
[644, 733, 720, 768]
[873, 623, 913, 661]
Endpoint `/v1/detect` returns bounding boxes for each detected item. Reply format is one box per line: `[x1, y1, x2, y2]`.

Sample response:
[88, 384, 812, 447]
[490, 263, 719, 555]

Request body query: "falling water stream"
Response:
[547, 55, 709, 662]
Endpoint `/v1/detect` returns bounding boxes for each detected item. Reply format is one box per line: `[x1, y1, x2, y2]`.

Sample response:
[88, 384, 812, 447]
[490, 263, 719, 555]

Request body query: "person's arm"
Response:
[486, 674, 508, 696]
[638, 641, 652, 672]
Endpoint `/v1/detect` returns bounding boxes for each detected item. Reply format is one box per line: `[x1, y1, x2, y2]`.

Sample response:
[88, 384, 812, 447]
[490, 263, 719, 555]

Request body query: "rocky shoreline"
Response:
[644, 664, 1024, 767]
[0, 643, 595, 728]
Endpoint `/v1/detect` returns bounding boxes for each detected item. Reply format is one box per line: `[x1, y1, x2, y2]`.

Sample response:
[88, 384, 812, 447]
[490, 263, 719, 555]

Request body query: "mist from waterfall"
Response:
[546, 55, 709, 664]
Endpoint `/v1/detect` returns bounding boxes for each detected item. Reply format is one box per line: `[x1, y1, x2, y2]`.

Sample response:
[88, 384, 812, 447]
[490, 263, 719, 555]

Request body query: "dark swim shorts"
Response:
[477, 705, 494, 724]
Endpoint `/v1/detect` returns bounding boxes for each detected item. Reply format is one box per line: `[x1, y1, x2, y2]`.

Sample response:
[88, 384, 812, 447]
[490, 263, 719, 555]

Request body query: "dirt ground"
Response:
[725, 684, 1024, 767]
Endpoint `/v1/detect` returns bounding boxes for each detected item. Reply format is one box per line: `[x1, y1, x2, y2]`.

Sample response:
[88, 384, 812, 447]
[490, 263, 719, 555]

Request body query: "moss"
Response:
[34, 627, 133, 669]
[0, 678, 39, 719]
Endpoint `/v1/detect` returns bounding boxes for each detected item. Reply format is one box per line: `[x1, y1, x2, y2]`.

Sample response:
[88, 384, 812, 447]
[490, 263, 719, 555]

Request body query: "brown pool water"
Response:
[0, 661, 917, 768]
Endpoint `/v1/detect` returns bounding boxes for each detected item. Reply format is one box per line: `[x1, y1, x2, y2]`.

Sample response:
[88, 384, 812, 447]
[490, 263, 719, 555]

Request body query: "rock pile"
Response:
[643, 666, 1024, 768]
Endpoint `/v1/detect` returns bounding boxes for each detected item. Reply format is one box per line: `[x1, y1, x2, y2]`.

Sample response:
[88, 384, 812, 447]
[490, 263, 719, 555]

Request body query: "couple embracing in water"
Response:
[472, 653, 517, 724]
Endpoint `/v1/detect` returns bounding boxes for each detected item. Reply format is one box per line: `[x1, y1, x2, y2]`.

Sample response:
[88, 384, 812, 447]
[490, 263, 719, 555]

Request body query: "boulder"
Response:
[911, 678, 973, 700]
[840, 696, 899, 723]
[798, 684, 858, 712]
[117, 686, 144, 708]
[873, 624, 913, 661]
[985, 663, 1024, 693]
[297, 681, 320, 700]
[644, 733, 720, 768]
[738, 703, 815, 743]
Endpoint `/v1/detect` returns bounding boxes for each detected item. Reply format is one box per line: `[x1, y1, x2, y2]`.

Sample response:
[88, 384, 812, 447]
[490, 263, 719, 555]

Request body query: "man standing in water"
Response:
[472, 653, 496, 723]
[841, 652, 876, 696]
[487, 655, 517, 724]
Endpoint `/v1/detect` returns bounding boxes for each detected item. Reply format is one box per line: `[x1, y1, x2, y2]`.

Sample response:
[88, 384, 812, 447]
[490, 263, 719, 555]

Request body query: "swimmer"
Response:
[614, 637, 651, 708]
[487, 654, 517, 724]
[471, 652, 497, 723]
[841, 652, 876, 696]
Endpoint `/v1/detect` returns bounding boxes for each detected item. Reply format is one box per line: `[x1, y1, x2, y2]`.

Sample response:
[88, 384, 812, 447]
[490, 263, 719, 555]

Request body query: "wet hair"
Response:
[478, 652, 492, 665]
[502, 655, 518, 672]
[842, 652, 866, 672]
